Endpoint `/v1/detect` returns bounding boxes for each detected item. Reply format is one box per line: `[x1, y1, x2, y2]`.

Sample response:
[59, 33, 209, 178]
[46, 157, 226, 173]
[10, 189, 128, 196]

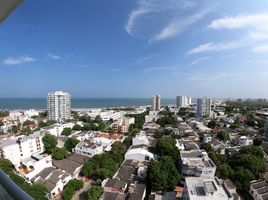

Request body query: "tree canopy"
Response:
[42, 133, 58, 154]
[156, 138, 178, 160]
[149, 156, 180, 191]
[87, 186, 103, 200]
[64, 138, 80, 152]
[52, 147, 68, 160]
[61, 128, 72, 136]
[217, 131, 230, 141]
[63, 179, 84, 200]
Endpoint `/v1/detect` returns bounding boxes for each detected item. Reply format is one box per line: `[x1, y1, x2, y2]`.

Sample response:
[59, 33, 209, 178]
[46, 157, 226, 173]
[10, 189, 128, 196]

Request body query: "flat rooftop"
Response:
[185, 177, 233, 200]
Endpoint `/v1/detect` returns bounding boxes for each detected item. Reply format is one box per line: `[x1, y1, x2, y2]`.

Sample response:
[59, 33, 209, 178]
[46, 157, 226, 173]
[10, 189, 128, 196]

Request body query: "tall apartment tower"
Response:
[197, 98, 212, 117]
[47, 91, 71, 123]
[152, 95, 161, 111]
[176, 96, 192, 108]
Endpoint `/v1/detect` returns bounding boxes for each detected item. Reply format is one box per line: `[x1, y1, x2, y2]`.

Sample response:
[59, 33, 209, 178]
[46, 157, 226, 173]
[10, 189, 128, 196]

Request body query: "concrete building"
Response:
[125, 146, 154, 162]
[0, 132, 45, 168]
[20, 154, 52, 181]
[132, 131, 150, 146]
[249, 180, 268, 200]
[33, 167, 72, 198]
[197, 98, 212, 117]
[238, 136, 253, 147]
[73, 140, 103, 158]
[183, 177, 234, 200]
[176, 96, 191, 108]
[47, 91, 71, 123]
[152, 95, 161, 111]
[179, 150, 216, 178]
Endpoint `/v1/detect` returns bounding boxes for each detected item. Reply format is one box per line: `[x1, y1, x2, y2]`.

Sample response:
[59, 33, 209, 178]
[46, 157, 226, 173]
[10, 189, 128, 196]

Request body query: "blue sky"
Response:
[1, 0, 268, 98]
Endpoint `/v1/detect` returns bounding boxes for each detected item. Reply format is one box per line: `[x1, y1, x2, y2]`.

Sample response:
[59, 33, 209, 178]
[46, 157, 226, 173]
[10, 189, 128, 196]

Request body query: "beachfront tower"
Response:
[152, 95, 161, 111]
[47, 91, 71, 123]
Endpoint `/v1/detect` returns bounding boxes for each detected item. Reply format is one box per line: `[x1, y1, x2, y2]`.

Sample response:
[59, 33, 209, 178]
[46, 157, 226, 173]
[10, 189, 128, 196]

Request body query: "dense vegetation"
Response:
[148, 138, 180, 191]
[63, 179, 84, 200]
[0, 159, 49, 200]
[64, 138, 80, 152]
[206, 145, 265, 192]
[82, 141, 127, 180]
[149, 156, 180, 191]
[87, 186, 103, 200]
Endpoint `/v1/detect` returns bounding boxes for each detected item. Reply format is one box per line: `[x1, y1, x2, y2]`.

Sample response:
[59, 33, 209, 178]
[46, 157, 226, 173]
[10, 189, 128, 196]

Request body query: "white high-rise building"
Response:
[152, 95, 161, 111]
[176, 96, 192, 108]
[47, 91, 71, 122]
[197, 98, 212, 117]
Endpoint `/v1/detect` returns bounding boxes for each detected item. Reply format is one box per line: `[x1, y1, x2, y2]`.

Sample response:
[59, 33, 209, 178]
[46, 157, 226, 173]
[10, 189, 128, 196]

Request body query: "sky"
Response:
[1, 0, 268, 98]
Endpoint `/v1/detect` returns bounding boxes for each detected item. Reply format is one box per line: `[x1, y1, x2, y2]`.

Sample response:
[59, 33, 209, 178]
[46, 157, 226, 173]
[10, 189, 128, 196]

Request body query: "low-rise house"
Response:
[173, 123, 194, 137]
[238, 136, 253, 147]
[103, 179, 128, 194]
[125, 145, 154, 162]
[183, 177, 234, 200]
[33, 167, 72, 198]
[132, 131, 150, 146]
[19, 154, 52, 181]
[73, 140, 103, 158]
[179, 150, 216, 178]
[52, 159, 83, 178]
[128, 183, 146, 200]
[249, 180, 268, 200]
[99, 191, 126, 200]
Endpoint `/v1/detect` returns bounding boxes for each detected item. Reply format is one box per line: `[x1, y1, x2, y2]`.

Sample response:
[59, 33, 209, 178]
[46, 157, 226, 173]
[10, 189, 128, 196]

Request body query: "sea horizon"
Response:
[0, 98, 176, 110]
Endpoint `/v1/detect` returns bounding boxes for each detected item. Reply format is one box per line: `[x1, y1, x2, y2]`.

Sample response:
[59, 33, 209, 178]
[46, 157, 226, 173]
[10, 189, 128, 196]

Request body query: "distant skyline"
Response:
[1, 0, 268, 98]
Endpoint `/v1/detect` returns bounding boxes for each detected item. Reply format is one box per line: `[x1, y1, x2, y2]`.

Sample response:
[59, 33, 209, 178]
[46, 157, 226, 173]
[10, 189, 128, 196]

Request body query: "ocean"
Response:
[0, 98, 175, 110]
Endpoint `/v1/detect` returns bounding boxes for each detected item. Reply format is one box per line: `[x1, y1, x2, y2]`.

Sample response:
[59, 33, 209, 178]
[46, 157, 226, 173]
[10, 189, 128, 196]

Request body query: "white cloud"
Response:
[187, 72, 238, 81]
[190, 57, 210, 65]
[252, 45, 268, 53]
[125, 0, 214, 42]
[188, 14, 268, 54]
[208, 14, 268, 30]
[144, 66, 168, 73]
[48, 53, 61, 60]
[3, 56, 35, 65]
[151, 6, 213, 42]
[132, 54, 156, 65]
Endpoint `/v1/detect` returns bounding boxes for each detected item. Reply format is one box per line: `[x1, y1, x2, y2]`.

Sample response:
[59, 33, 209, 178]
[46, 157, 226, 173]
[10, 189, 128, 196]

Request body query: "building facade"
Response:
[47, 91, 71, 123]
[197, 98, 212, 117]
[176, 96, 191, 108]
[152, 95, 161, 111]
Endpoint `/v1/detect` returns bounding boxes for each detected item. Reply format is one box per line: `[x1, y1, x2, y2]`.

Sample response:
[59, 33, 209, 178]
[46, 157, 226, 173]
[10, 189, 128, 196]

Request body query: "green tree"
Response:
[64, 138, 80, 152]
[253, 137, 263, 146]
[157, 138, 178, 160]
[0, 159, 14, 174]
[82, 154, 119, 180]
[97, 121, 106, 131]
[52, 147, 68, 160]
[149, 156, 180, 191]
[239, 145, 264, 159]
[123, 136, 132, 148]
[217, 131, 230, 141]
[42, 133, 57, 154]
[61, 128, 72, 136]
[63, 179, 84, 200]
[0, 120, 3, 126]
[111, 142, 127, 155]
[200, 143, 213, 153]
[207, 120, 216, 129]
[216, 164, 234, 179]
[87, 186, 103, 200]
[72, 124, 82, 131]
[232, 168, 255, 191]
